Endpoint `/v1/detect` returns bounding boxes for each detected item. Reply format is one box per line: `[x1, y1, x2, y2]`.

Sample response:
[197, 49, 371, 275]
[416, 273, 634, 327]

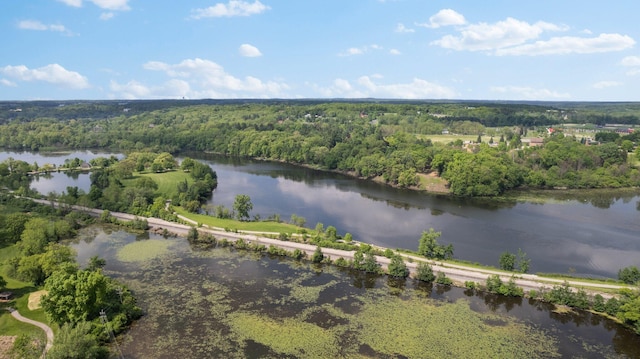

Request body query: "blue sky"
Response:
[2, 0, 640, 101]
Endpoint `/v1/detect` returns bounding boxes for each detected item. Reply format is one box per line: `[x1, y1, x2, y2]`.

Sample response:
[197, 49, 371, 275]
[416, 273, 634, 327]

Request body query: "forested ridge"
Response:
[1, 100, 639, 196]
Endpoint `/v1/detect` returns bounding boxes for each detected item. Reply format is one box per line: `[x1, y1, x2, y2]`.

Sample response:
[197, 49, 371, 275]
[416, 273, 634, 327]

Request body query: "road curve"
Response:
[6, 308, 54, 353]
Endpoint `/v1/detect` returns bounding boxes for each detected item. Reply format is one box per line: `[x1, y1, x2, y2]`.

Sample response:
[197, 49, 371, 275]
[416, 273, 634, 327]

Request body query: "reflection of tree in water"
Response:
[477, 291, 522, 313]
[64, 171, 80, 180]
[351, 271, 378, 289]
[386, 276, 406, 294]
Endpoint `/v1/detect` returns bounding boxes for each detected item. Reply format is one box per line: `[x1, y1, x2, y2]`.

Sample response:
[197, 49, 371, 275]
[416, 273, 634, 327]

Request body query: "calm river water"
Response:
[3, 150, 640, 357]
[2, 150, 639, 277]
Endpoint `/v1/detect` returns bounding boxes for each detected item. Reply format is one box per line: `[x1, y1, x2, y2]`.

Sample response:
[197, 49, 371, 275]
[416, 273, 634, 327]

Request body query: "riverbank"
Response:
[31, 198, 632, 297]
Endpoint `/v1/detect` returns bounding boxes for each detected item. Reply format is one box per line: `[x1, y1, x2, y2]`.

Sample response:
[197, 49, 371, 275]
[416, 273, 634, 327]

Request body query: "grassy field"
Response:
[174, 207, 304, 234]
[416, 134, 477, 144]
[0, 245, 51, 339]
[123, 170, 193, 199]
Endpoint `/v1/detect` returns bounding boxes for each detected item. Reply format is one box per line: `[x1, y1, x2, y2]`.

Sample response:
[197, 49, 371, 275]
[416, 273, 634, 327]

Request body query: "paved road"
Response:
[32, 198, 630, 297]
[6, 308, 54, 354]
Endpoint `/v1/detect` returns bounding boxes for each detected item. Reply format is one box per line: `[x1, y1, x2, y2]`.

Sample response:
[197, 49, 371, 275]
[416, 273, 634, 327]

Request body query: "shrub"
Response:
[415, 262, 435, 283]
[435, 272, 452, 286]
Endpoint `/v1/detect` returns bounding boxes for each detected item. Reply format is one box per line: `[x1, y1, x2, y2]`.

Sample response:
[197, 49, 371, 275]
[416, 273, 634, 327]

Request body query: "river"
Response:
[2, 150, 639, 278]
[3, 150, 640, 357]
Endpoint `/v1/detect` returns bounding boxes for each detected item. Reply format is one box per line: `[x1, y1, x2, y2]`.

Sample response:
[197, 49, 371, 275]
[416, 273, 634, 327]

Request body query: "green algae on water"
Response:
[116, 239, 174, 262]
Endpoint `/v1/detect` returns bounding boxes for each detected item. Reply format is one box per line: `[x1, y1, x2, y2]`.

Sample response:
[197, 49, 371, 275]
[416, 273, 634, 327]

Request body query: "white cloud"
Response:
[417, 9, 466, 29]
[621, 56, 640, 76]
[239, 44, 262, 57]
[490, 85, 570, 100]
[191, 1, 270, 19]
[592, 81, 622, 89]
[389, 49, 401, 55]
[432, 17, 565, 52]
[110, 79, 192, 99]
[57, 0, 82, 7]
[18, 20, 73, 35]
[429, 12, 633, 56]
[111, 58, 289, 99]
[621, 56, 640, 66]
[57, 0, 130, 10]
[313, 76, 455, 99]
[0, 64, 89, 89]
[496, 33, 635, 56]
[100, 12, 115, 20]
[338, 44, 383, 56]
[395, 23, 414, 33]
[0, 79, 17, 87]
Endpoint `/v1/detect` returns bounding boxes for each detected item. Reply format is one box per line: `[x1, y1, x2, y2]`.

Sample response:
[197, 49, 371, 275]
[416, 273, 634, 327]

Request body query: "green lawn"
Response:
[174, 207, 304, 234]
[417, 134, 477, 144]
[0, 245, 52, 337]
[124, 170, 193, 198]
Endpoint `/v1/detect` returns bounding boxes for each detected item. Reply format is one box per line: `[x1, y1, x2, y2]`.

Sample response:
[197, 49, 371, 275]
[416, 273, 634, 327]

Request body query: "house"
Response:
[80, 162, 92, 170]
[0, 292, 13, 301]
[441, 129, 449, 135]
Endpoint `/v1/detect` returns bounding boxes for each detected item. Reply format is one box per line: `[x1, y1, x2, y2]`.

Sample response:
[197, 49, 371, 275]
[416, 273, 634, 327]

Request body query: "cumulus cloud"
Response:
[591, 81, 622, 89]
[338, 44, 383, 56]
[0, 64, 89, 89]
[111, 58, 289, 99]
[239, 44, 262, 57]
[18, 20, 73, 35]
[0, 79, 17, 87]
[395, 23, 414, 33]
[417, 9, 466, 28]
[100, 12, 115, 20]
[389, 49, 401, 55]
[621, 56, 640, 76]
[490, 85, 570, 100]
[312, 76, 455, 99]
[496, 33, 635, 56]
[428, 11, 633, 56]
[191, 0, 270, 19]
[432, 17, 565, 52]
[57, 0, 130, 10]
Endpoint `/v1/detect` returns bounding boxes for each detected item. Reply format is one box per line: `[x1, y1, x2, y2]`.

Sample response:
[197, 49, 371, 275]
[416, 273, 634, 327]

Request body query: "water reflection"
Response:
[4, 151, 640, 278]
[69, 226, 640, 358]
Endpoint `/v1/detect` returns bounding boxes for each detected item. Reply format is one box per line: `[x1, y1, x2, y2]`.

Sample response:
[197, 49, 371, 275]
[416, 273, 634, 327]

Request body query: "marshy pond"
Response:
[71, 226, 640, 359]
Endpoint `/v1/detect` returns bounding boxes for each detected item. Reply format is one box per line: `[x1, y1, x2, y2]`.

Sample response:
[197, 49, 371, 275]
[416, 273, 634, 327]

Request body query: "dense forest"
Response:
[0, 100, 639, 196]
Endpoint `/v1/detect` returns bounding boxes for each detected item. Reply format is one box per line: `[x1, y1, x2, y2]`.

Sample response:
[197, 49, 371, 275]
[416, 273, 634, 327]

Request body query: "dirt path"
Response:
[5, 308, 53, 354]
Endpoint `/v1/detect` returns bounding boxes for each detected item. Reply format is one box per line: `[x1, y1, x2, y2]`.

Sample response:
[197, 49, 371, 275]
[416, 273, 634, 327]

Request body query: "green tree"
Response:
[417, 228, 453, 260]
[362, 252, 382, 274]
[499, 251, 516, 271]
[87, 256, 106, 271]
[0, 275, 6, 290]
[233, 194, 253, 221]
[618, 266, 640, 284]
[415, 262, 435, 282]
[47, 321, 108, 359]
[387, 255, 409, 278]
[312, 246, 324, 263]
[325, 226, 337, 241]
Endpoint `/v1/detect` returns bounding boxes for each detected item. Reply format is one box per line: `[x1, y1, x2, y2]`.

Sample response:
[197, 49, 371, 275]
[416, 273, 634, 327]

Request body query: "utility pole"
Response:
[100, 309, 124, 359]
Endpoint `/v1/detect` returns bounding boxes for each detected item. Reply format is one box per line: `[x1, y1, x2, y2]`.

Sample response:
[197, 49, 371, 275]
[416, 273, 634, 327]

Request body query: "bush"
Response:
[415, 262, 435, 283]
[312, 246, 324, 263]
[387, 255, 409, 278]
[435, 272, 453, 286]
[464, 281, 477, 290]
[618, 266, 640, 284]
